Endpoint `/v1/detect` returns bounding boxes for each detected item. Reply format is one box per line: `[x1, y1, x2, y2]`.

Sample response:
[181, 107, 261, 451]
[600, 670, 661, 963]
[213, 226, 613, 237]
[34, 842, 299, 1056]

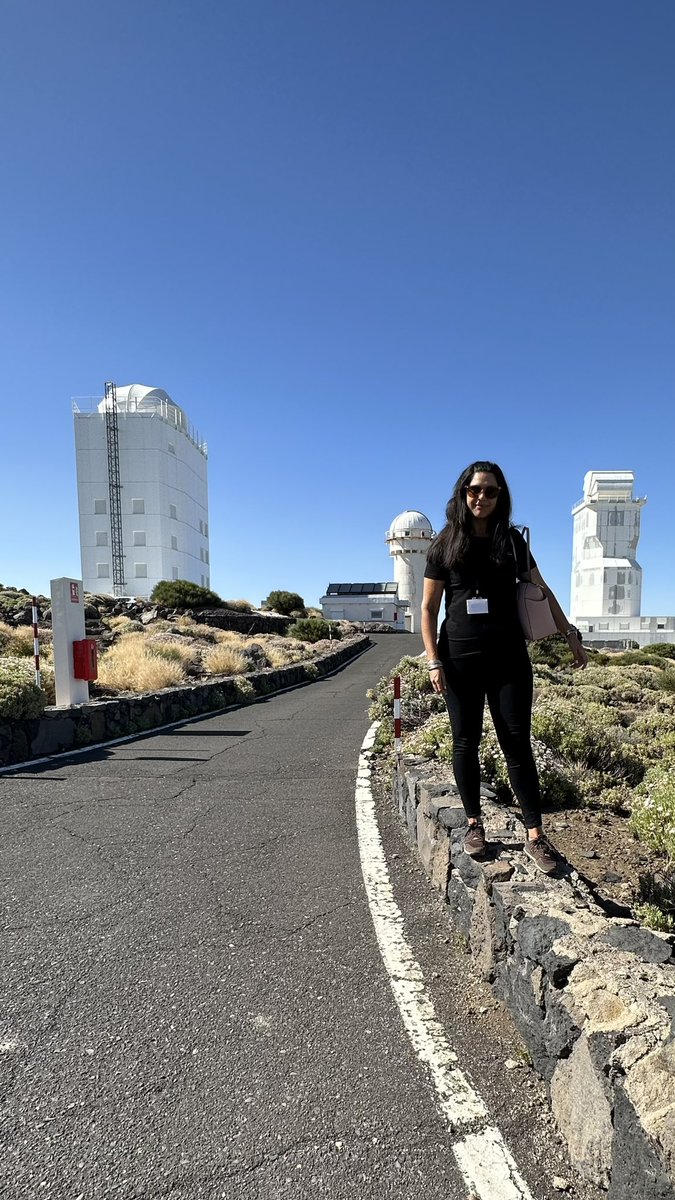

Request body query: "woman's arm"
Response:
[523, 565, 588, 670]
[421, 578, 447, 692]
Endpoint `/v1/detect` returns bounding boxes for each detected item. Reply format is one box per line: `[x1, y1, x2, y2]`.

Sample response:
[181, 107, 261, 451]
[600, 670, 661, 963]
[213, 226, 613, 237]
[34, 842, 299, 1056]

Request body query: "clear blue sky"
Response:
[1, 1, 674, 611]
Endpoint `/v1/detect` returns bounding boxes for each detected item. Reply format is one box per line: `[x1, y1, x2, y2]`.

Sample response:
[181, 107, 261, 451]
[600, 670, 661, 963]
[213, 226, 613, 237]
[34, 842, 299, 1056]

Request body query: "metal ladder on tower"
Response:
[104, 380, 125, 597]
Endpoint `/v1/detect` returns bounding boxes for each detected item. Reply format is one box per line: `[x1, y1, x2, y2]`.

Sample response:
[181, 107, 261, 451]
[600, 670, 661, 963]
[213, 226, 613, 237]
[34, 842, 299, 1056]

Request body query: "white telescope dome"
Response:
[386, 510, 433, 539]
[98, 384, 188, 428]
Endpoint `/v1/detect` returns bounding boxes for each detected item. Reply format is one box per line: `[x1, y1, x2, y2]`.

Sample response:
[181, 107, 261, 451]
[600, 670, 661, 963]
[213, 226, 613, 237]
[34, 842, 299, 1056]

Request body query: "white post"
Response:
[51, 578, 89, 706]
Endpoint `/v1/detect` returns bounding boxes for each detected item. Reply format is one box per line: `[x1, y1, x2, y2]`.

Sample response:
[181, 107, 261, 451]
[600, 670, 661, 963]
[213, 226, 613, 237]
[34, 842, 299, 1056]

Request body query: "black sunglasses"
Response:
[464, 485, 500, 500]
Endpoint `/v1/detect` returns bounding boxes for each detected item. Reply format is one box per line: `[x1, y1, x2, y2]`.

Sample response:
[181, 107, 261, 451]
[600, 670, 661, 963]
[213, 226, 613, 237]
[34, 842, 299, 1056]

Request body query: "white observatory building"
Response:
[319, 508, 434, 630]
[385, 510, 434, 633]
[571, 471, 645, 621]
[571, 469, 675, 646]
[73, 384, 210, 599]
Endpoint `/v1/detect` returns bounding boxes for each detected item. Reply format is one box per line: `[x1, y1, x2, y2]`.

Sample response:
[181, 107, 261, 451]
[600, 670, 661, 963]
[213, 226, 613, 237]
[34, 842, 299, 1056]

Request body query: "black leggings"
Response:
[443, 641, 542, 829]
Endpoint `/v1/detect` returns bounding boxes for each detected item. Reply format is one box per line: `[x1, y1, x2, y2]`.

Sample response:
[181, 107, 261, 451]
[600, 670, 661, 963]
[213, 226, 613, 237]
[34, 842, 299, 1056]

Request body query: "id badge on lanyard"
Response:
[466, 591, 489, 615]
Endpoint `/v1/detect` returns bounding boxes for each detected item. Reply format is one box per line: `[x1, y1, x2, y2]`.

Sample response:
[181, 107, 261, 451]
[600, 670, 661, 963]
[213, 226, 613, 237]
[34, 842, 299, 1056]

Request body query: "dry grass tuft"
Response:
[97, 634, 186, 692]
[0, 621, 35, 657]
[260, 638, 310, 668]
[107, 615, 145, 633]
[172, 617, 220, 642]
[214, 629, 248, 645]
[145, 634, 201, 668]
[202, 645, 250, 676]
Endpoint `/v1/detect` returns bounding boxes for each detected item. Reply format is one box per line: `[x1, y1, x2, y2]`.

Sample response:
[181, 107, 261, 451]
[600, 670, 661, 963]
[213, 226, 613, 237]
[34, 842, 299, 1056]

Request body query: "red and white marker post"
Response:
[32, 597, 41, 690]
[393, 674, 402, 756]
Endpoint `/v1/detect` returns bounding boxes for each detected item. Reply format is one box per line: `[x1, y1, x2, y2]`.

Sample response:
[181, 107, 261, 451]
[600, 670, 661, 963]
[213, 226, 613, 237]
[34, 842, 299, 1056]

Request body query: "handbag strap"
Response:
[511, 526, 533, 576]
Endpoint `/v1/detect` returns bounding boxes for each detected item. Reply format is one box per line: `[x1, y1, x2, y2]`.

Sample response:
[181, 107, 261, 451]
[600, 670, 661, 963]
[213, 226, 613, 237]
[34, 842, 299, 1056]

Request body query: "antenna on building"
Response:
[104, 381, 125, 596]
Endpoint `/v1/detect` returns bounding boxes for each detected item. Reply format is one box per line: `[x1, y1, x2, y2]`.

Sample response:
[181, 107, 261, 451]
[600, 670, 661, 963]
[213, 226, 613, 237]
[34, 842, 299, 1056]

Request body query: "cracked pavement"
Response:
[0, 637, 602, 1199]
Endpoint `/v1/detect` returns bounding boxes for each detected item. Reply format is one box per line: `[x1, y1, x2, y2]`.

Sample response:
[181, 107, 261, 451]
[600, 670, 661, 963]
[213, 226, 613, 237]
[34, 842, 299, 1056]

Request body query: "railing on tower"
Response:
[104, 381, 125, 597]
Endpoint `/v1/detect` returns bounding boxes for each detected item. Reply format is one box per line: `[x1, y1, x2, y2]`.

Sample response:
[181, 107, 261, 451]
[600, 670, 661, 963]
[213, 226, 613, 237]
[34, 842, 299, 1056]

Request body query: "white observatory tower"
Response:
[73, 383, 209, 599]
[386, 510, 434, 633]
[570, 471, 646, 623]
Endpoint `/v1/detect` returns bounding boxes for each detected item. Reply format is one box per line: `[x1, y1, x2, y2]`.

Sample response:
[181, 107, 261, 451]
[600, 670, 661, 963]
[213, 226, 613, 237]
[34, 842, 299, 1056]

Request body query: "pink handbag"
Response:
[513, 527, 558, 642]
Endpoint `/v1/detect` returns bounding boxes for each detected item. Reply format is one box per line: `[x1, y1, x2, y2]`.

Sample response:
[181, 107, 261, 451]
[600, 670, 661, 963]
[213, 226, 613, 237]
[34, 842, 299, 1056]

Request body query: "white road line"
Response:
[355, 721, 534, 1200]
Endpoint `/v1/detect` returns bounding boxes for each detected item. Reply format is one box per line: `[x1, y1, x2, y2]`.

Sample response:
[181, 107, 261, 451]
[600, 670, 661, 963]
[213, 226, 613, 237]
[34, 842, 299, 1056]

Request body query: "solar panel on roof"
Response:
[325, 582, 396, 595]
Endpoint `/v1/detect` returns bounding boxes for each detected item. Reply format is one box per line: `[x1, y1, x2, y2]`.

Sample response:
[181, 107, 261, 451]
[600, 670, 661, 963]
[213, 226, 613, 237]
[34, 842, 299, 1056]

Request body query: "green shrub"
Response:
[263, 590, 307, 617]
[234, 678, 255, 703]
[634, 902, 675, 932]
[288, 618, 341, 643]
[406, 714, 453, 762]
[646, 643, 675, 660]
[659, 671, 675, 694]
[0, 656, 49, 719]
[528, 637, 575, 670]
[627, 711, 675, 761]
[150, 580, 224, 609]
[367, 656, 445, 730]
[630, 763, 675, 859]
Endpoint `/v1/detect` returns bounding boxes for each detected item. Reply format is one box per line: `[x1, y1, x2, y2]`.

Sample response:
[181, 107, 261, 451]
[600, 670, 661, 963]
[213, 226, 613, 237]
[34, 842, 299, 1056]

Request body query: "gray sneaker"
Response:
[524, 834, 558, 875]
[464, 821, 486, 858]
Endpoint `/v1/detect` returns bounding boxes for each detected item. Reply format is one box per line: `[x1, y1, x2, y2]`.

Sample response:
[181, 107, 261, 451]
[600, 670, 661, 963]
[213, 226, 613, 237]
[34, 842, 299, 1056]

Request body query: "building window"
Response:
[201, 574, 206, 587]
[170, 504, 177, 519]
[619, 622, 630, 631]
[171, 535, 178, 550]
[588, 573, 594, 586]
[200, 547, 204, 561]
[95, 531, 108, 547]
[205, 550, 209, 564]
[133, 531, 146, 546]
[370, 609, 384, 619]
[617, 571, 625, 584]
[658, 621, 666, 629]
[132, 498, 145, 514]
[199, 519, 204, 534]
[168, 442, 176, 454]
[172, 567, 179, 580]
[134, 563, 148, 578]
[204, 522, 208, 536]
[96, 563, 110, 578]
[599, 623, 609, 631]
[94, 499, 106, 514]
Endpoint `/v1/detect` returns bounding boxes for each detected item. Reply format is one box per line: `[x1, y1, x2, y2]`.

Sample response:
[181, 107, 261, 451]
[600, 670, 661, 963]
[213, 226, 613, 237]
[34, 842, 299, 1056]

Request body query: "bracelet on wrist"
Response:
[427, 660, 443, 670]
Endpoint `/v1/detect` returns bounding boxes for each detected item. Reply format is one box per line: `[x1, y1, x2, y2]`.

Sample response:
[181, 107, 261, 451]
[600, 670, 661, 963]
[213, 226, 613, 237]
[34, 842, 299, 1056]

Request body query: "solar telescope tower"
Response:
[385, 510, 434, 633]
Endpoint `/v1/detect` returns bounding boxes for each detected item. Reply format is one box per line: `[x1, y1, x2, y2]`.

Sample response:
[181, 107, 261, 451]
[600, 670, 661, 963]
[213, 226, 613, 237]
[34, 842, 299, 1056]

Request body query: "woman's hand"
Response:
[429, 666, 447, 693]
[568, 635, 588, 670]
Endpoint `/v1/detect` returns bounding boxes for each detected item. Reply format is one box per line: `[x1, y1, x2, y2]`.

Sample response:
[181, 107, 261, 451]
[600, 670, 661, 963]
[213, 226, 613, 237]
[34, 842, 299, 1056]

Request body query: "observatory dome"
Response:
[98, 384, 187, 427]
[386, 510, 433, 539]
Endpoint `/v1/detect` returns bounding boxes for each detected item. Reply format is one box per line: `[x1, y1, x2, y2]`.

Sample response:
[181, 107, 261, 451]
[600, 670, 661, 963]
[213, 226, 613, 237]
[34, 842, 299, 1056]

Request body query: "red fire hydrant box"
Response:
[73, 638, 98, 681]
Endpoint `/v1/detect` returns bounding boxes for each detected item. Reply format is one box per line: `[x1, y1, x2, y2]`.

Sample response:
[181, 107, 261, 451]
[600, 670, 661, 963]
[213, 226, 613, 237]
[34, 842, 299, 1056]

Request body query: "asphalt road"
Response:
[0, 637, 602, 1200]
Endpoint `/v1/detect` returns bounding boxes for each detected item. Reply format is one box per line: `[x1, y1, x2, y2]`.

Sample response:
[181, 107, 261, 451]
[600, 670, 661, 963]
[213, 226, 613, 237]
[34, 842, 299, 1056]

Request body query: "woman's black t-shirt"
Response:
[424, 527, 536, 655]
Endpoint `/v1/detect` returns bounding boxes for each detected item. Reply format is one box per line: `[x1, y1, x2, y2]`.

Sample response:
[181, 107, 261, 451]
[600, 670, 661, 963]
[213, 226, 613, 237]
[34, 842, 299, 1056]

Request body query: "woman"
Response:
[421, 461, 587, 874]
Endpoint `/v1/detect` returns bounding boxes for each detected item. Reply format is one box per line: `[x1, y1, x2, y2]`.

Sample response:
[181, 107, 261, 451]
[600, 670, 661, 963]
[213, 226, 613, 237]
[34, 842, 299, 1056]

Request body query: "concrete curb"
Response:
[393, 754, 675, 1198]
[0, 636, 370, 770]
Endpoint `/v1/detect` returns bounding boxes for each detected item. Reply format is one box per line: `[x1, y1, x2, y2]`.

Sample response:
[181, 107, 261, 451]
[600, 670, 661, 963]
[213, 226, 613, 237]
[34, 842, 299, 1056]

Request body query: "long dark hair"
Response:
[427, 461, 514, 570]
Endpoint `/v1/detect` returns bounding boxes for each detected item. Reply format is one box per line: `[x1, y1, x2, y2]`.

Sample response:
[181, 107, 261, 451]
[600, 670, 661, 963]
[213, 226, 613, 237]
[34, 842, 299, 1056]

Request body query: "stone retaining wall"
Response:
[0, 637, 370, 768]
[188, 608, 293, 635]
[393, 755, 675, 1198]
